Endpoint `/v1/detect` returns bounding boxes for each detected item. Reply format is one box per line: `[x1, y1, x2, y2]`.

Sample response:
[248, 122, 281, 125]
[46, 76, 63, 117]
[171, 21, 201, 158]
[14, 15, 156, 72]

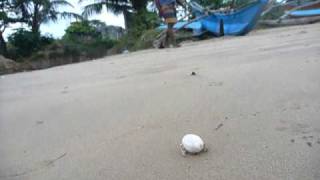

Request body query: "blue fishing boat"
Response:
[288, 1, 320, 17]
[289, 9, 320, 17]
[198, 0, 268, 36]
[159, 0, 268, 36]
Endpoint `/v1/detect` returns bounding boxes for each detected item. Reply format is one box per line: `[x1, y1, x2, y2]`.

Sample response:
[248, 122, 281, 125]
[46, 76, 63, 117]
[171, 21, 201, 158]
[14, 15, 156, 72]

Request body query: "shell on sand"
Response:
[181, 134, 205, 153]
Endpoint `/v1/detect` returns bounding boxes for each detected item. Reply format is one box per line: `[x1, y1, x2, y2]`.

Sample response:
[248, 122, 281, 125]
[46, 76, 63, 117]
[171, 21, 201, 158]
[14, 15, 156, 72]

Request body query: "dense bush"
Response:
[63, 21, 99, 42]
[127, 10, 159, 37]
[7, 28, 54, 60]
[62, 21, 117, 59]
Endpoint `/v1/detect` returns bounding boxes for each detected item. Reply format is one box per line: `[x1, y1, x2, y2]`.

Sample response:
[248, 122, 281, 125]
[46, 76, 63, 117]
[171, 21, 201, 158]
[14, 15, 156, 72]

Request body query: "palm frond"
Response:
[60, 12, 83, 20]
[80, 0, 132, 16]
[106, 3, 132, 14]
[82, 2, 104, 17]
[82, 1, 132, 17]
[51, 0, 74, 8]
[43, 9, 58, 23]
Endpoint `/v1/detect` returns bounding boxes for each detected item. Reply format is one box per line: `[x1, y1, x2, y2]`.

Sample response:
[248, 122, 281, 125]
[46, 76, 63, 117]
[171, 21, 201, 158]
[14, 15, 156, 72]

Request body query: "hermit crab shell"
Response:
[181, 134, 205, 153]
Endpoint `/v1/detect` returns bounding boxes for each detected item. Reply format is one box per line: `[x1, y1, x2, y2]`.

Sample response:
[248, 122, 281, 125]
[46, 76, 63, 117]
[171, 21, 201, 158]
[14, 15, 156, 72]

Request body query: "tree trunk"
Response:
[31, 4, 40, 33]
[31, 22, 40, 34]
[0, 32, 7, 56]
[123, 10, 133, 29]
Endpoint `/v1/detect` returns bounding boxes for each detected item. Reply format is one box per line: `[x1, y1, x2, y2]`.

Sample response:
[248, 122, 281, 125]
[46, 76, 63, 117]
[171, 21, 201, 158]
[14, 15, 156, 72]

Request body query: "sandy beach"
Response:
[1, 23, 320, 180]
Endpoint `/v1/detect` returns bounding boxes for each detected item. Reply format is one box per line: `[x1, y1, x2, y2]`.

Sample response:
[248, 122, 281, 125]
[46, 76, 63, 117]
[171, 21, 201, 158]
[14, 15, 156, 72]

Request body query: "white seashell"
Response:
[181, 134, 205, 154]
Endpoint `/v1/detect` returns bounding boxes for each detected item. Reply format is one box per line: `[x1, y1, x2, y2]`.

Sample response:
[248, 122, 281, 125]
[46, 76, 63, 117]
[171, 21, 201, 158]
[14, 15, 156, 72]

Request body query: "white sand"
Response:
[1, 23, 320, 180]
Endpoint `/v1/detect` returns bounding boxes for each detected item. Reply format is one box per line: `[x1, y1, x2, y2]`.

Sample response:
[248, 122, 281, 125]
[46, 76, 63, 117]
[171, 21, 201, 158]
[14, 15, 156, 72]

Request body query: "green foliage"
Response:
[7, 19, 117, 66]
[29, 51, 46, 61]
[0, 11, 8, 23]
[128, 10, 158, 36]
[62, 20, 117, 59]
[63, 21, 99, 42]
[7, 28, 54, 60]
[132, 29, 161, 50]
[115, 10, 159, 51]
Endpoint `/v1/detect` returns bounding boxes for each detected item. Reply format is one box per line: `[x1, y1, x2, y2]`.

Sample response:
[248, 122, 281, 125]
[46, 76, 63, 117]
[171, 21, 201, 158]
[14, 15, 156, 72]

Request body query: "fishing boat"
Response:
[289, 0, 320, 17]
[289, 9, 320, 17]
[259, 0, 320, 27]
[193, 0, 268, 36]
[159, 0, 268, 36]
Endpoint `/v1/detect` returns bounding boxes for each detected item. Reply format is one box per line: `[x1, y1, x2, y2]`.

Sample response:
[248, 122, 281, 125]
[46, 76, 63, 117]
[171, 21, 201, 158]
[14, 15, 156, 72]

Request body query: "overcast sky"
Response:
[4, 0, 125, 39]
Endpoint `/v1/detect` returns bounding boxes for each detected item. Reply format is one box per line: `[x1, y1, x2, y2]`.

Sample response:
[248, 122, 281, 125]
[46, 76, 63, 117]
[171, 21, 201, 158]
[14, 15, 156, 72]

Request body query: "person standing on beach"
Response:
[155, 0, 187, 48]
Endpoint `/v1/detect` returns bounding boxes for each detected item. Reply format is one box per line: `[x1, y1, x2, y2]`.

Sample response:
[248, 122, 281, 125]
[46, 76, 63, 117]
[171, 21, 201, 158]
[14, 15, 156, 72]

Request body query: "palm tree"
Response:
[0, 0, 27, 55]
[1, 0, 11, 55]
[16, 0, 82, 34]
[80, 0, 130, 17]
[80, 0, 149, 29]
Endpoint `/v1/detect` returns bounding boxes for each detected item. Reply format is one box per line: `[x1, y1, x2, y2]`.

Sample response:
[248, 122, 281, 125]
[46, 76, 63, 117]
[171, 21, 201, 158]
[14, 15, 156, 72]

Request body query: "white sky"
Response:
[4, 0, 125, 39]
